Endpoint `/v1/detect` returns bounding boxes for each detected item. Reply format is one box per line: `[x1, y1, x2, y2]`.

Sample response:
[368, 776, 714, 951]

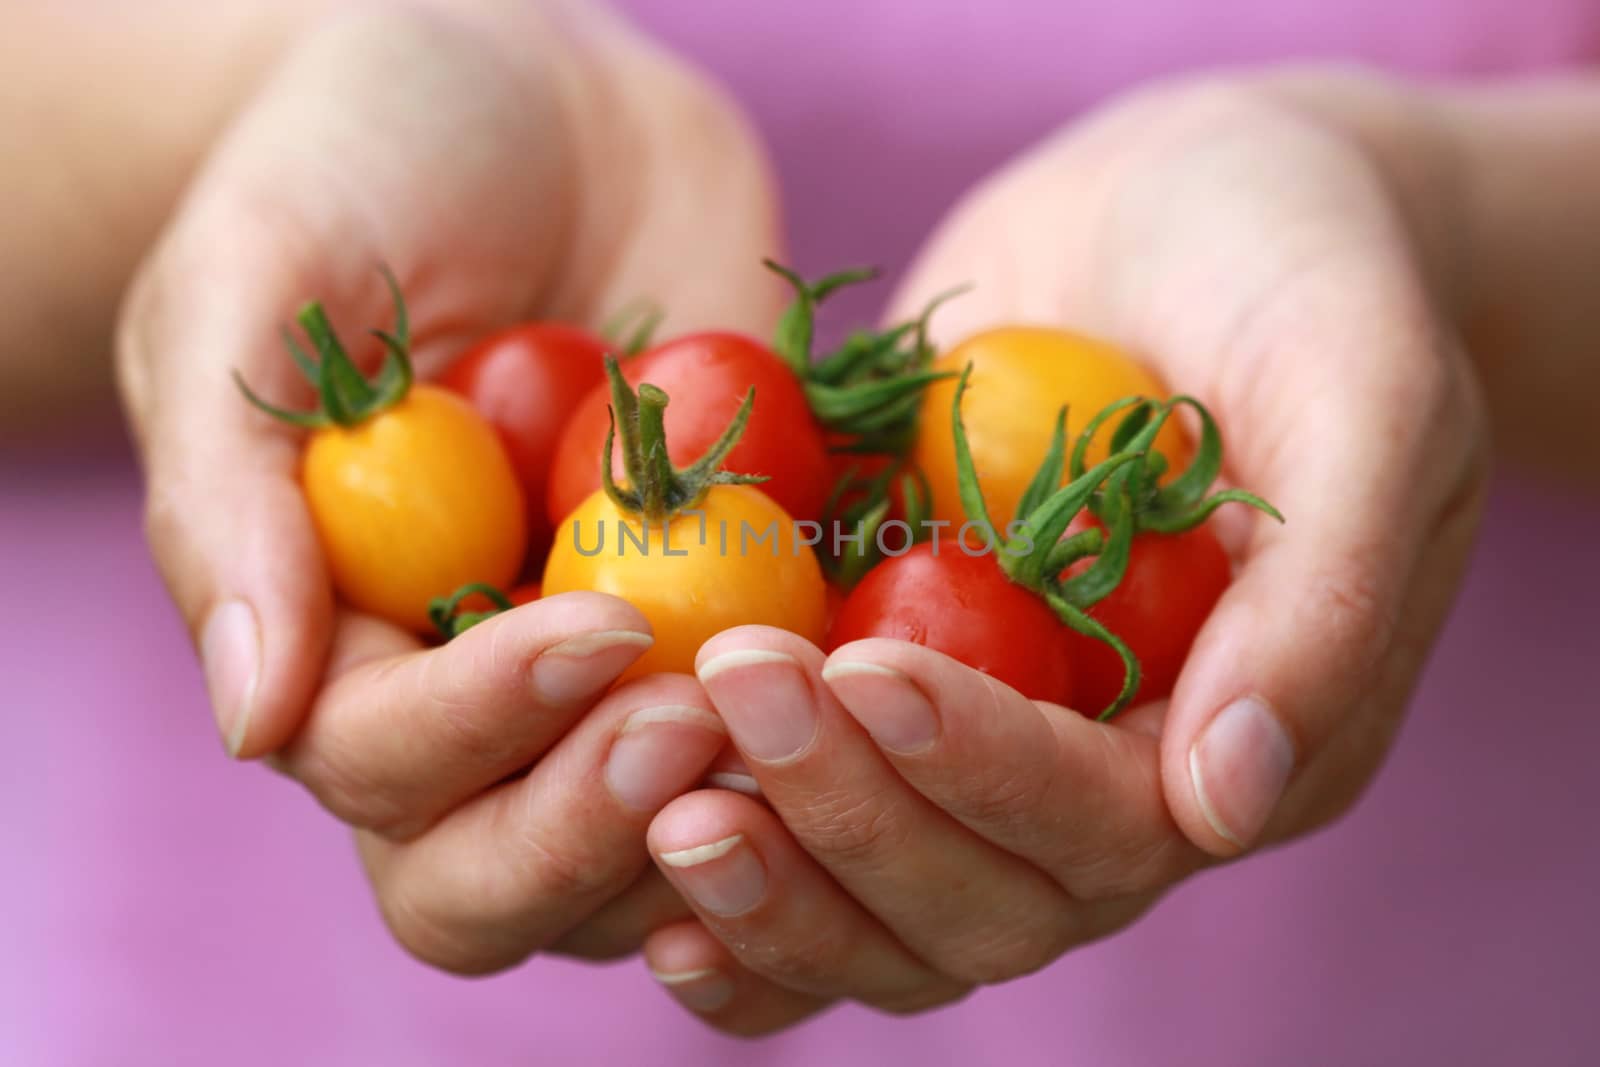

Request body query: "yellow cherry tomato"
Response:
[303, 384, 526, 632]
[543, 483, 827, 679]
[914, 327, 1190, 530]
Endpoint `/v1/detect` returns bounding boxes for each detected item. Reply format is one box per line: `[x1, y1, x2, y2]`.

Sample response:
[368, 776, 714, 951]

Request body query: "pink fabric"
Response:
[9, 2, 1599, 1063]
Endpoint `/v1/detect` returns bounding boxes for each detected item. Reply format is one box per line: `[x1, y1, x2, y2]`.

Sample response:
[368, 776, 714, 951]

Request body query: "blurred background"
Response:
[6, 1, 1599, 1064]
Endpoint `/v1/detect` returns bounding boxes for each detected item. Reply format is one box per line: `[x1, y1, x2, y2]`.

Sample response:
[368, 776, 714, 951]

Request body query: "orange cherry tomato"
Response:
[543, 484, 827, 680]
[915, 327, 1189, 531]
[303, 384, 526, 632]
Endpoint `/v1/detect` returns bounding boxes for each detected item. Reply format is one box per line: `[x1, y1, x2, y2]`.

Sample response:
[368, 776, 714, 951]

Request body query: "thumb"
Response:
[1151, 263, 1488, 856]
[120, 256, 334, 759]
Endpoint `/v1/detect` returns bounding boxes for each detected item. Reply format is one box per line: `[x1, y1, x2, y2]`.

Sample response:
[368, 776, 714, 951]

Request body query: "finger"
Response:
[122, 241, 336, 761]
[1148, 254, 1487, 855]
[702, 745, 762, 798]
[821, 638, 1205, 899]
[643, 920, 831, 1035]
[695, 628, 1085, 984]
[547, 869, 692, 961]
[647, 789, 967, 1011]
[1165, 409, 1485, 855]
[277, 592, 653, 838]
[358, 672, 727, 975]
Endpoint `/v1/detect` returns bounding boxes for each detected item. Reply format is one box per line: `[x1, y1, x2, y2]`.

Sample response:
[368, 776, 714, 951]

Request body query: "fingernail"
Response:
[821, 660, 938, 754]
[658, 833, 766, 917]
[532, 630, 653, 704]
[652, 968, 734, 1013]
[1189, 695, 1295, 849]
[200, 599, 260, 758]
[698, 650, 817, 763]
[704, 771, 763, 797]
[605, 705, 727, 812]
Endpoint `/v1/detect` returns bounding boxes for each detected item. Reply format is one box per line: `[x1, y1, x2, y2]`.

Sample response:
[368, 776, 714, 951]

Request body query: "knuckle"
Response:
[791, 784, 910, 869]
[1061, 834, 1194, 900]
[948, 677, 1059, 833]
[509, 816, 616, 905]
[1302, 562, 1394, 680]
[737, 925, 861, 993]
[961, 762, 1055, 838]
[377, 874, 515, 977]
[415, 654, 524, 768]
[291, 737, 413, 838]
[932, 915, 1075, 986]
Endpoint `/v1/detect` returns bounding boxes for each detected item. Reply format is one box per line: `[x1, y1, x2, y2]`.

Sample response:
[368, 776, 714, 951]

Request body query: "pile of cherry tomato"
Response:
[238, 265, 1279, 720]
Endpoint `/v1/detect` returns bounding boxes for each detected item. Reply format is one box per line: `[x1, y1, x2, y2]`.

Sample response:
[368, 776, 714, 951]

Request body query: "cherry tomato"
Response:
[303, 384, 526, 632]
[547, 333, 832, 527]
[1063, 517, 1231, 711]
[543, 484, 827, 680]
[440, 323, 607, 563]
[824, 581, 847, 630]
[915, 327, 1189, 531]
[826, 541, 1075, 706]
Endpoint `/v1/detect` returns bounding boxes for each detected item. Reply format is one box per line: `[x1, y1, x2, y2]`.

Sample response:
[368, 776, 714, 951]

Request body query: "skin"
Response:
[7, 0, 1600, 1040]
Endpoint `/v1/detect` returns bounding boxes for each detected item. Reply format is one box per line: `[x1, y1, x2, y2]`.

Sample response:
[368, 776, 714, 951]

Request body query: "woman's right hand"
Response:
[116, 0, 781, 972]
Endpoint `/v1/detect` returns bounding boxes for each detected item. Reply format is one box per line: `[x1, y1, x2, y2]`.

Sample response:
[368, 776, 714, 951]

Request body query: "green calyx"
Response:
[235, 266, 414, 429]
[600, 355, 767, 521]
[429, 582, 515, 640]
[821, 462, 934, 590]
[599, 298, 665, 357]
[949, 368, 1286, 722]
[949, 364, 1146, 721]
[765, 259, 963, 450]
[1067, 394, 1285, 535]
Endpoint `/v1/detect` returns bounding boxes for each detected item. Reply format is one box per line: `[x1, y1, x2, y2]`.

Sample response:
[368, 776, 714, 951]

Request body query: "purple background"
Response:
[8, 2, 1600, 1064]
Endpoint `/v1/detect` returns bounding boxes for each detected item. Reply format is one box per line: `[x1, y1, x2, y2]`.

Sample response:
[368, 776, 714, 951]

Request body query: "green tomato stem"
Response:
[234, 265, 414, 430]
[597, 355, 766, 521]
[429, 582, 516, 640]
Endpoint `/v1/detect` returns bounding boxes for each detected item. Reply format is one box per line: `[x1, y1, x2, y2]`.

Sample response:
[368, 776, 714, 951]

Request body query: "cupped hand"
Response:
[641, 71, 1489, 1032]
[118, 0, 783, 969]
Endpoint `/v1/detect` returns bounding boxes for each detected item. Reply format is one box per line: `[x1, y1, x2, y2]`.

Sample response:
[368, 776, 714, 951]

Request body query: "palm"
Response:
[121, 2, 787, 972]
[887, 92, 1486, 843]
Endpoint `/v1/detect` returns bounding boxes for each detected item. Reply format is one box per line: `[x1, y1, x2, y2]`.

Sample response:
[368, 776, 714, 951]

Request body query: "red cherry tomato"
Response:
[547, 333, 832, 527]
[826, 542, 1075, 706]
[824, 581, 847, 630]
[1064, 518, 1231, 711]
[440, 323, 609, 562]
